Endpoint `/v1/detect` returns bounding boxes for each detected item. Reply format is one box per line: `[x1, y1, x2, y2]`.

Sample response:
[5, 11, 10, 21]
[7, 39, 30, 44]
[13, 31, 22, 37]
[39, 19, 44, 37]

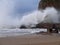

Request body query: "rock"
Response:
[38, 0, 60, 10]
[20, 25, 27, 29]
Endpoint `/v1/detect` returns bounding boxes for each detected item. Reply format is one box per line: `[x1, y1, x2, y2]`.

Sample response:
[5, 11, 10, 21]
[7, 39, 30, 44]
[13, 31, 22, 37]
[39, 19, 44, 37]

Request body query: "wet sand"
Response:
[0, 34, 60, 45]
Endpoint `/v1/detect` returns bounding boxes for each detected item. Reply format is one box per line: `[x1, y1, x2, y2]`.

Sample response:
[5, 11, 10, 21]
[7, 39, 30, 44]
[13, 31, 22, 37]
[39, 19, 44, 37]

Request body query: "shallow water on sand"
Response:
[0, 29, 47, 37]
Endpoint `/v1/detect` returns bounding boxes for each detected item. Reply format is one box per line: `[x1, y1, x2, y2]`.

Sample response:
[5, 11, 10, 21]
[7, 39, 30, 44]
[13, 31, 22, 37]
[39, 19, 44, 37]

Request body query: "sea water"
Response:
[0, 29, 47, 37]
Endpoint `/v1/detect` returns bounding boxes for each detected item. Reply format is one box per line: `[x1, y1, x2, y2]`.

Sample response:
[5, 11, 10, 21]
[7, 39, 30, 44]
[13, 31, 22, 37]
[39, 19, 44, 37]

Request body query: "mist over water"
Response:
[0, 0, 21, 29]
[42, 7, 59, 23]
[0, 0, 60, 29]
[20, 7, 60, 28]
[0, 0, 60, 37]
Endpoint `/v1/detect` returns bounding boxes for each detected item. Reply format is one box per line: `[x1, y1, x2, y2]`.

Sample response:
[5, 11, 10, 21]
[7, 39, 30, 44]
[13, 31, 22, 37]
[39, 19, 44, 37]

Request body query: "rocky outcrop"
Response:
[38, 0, 60, 10]
[20, 25, 27, 29]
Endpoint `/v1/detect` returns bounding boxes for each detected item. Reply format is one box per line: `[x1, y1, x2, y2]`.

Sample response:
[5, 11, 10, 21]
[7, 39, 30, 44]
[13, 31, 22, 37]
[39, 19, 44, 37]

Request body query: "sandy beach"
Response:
[0, 33, 60, 45]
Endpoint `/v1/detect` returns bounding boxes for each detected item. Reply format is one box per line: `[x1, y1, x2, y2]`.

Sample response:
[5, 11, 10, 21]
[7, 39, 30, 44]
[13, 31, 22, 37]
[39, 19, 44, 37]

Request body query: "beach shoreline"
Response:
[0, 33, 60, 45]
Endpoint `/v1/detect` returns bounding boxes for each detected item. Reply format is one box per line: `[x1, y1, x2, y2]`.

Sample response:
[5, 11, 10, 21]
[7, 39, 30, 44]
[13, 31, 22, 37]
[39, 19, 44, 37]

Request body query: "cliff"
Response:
[38, 0, 60, 10]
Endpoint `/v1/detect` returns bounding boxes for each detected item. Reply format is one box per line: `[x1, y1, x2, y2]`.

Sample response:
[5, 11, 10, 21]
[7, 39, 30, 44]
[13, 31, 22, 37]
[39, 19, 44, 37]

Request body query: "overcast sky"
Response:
[14, 0, 39, 15]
